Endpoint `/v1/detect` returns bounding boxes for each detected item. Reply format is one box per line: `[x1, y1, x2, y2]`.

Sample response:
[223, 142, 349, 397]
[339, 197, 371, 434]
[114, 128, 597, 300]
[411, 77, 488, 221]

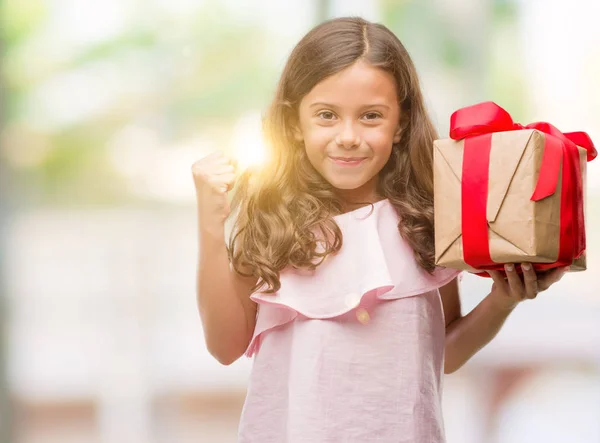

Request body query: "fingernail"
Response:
[505, 264, 514, 272]
[522, 263, 531, 271]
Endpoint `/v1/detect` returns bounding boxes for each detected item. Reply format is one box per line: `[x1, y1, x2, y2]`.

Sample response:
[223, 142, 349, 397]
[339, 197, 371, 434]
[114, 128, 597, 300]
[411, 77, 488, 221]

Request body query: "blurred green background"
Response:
[1, 0, 599, 442]
[0, 0, 536, 207]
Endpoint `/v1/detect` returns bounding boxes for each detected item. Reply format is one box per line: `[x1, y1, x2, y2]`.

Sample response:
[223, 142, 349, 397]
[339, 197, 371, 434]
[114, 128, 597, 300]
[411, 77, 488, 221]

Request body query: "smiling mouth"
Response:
[329, 156, 367, 166]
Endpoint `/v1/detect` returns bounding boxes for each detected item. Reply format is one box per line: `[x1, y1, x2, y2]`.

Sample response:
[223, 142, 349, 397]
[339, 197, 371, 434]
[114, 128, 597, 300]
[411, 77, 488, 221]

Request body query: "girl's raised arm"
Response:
[192, 153, 258, 365]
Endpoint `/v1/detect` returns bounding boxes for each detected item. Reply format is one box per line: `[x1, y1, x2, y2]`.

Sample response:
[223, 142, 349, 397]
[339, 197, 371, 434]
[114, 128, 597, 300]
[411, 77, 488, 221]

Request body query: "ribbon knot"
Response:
[448, 101, 596, 271]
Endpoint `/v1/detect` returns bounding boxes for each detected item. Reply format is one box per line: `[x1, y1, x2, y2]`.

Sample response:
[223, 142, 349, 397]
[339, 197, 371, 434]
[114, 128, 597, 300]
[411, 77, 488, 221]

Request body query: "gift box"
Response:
[433, 102, 597, 274]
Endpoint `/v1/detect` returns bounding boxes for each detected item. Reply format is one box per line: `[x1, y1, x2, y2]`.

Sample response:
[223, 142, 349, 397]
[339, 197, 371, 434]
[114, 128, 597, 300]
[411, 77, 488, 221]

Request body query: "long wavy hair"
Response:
[228, 17, 439, 293]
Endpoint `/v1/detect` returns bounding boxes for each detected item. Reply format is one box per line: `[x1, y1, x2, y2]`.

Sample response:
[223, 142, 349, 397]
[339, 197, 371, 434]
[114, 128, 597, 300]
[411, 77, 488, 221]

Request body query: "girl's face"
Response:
[295, 60, 402, 202]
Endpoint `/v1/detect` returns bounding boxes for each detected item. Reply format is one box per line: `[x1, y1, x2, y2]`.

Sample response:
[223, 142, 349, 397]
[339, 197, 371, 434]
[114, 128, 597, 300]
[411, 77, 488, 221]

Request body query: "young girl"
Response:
[192, 17, 568, 443]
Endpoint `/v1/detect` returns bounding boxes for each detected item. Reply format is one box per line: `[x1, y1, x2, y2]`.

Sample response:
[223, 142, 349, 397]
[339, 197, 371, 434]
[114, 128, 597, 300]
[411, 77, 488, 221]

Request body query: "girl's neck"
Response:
[335, 179, 384, 213]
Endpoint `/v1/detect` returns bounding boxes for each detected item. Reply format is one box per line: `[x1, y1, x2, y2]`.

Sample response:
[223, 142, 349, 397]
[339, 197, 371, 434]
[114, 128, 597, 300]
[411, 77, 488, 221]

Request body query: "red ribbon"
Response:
[450, 101, 597, 272]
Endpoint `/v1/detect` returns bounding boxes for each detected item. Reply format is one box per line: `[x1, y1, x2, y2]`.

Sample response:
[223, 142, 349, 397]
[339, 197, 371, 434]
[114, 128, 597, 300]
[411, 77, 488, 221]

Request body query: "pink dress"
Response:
[238, 199, 459, 443]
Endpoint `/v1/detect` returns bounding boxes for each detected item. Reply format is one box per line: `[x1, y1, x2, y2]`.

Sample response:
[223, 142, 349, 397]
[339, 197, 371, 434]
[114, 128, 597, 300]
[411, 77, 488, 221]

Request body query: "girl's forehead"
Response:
[302, 61, 398, 107]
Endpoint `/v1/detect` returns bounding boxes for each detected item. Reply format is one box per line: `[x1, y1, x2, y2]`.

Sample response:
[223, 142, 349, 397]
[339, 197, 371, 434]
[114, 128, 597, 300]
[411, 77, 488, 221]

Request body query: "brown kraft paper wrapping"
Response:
[434, 129, 587, 273]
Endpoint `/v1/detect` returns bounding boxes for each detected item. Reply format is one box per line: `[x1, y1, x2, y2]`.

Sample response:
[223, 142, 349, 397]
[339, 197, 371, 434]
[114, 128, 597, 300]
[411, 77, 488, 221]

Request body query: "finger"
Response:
[212, 165, 236, 175]
[209, 157, 233, 168]
[201, 151, 232, 164]
[538, 266, 568, 291]
[221, 172, 236, 186]
[504, 264, 524, 297]
[487, 270, 507, 290]
[209, 183, 230, 194]
[192, 162, 234, 183]
[191, 161, 205, 175]
[208, 173, 236, 193]
[192, 160, 226, 176]
[521, 263, 538, 299]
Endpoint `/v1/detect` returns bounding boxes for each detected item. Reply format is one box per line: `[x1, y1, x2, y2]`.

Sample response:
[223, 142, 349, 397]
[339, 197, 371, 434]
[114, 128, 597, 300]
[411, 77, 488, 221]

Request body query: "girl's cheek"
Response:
[363, 129, 393, 147]
[305, 127, 334, 144]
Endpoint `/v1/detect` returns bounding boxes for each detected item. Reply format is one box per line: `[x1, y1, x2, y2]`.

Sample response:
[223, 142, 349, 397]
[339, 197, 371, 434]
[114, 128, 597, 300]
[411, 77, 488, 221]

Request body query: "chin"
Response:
[325, 176, 369, 191]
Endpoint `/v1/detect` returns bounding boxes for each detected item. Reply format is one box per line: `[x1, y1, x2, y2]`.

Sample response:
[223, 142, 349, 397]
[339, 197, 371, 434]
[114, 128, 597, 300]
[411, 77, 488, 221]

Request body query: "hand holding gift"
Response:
[434, 101, 597, 277]
[484, 262, 569, 310]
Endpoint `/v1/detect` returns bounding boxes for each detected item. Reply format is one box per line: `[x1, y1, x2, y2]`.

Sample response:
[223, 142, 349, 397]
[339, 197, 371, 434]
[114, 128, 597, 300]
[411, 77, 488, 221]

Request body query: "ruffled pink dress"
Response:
[238, 199, 459, 443]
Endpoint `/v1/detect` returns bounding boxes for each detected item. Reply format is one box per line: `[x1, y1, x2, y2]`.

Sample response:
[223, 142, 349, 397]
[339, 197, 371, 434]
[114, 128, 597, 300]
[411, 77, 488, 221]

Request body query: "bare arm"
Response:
[441, 264, 568, 374]
[197, 227, 257, 365]
[192, 153, 258, 365]
[441, 278, 512, 374]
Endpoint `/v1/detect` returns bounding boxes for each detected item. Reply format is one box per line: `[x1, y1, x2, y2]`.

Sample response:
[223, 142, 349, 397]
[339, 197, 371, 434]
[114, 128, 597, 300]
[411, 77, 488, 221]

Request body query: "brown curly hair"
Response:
[228, 17, 439, 293]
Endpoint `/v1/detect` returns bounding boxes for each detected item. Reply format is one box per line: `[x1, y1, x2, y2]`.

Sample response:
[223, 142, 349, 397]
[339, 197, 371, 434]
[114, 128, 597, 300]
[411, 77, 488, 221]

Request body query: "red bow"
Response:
[450, 101, 597, 271]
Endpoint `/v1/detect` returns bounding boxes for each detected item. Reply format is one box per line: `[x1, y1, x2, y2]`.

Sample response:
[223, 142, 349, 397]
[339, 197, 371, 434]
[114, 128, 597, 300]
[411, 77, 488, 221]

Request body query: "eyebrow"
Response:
[308, 102, 390, 110]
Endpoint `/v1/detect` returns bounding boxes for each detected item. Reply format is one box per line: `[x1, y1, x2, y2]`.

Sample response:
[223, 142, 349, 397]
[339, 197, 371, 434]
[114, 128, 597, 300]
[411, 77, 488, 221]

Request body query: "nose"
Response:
[335, 121, 361, 149]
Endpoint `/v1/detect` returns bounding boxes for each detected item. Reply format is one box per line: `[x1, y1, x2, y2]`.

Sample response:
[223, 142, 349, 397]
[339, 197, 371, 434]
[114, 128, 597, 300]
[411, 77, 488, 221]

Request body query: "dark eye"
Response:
[317, 111, 336, 120]
[363, 112, 382, 120]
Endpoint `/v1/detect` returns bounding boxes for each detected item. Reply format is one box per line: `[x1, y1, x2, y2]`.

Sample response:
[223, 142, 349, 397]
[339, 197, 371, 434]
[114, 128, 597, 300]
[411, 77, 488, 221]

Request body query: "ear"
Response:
[292, 124, 304, 142]
[393, 124, 402, 144]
